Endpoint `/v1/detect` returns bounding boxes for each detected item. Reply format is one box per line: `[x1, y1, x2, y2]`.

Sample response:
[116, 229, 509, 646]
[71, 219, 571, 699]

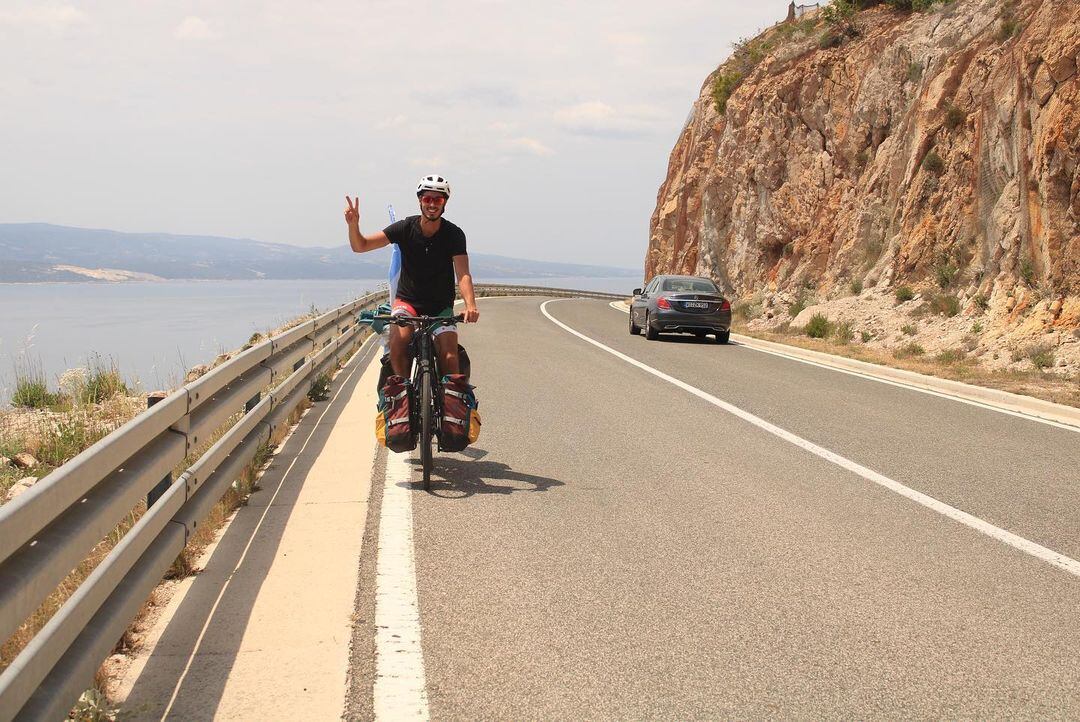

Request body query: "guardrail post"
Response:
[246, 392, 261, 413]
[146, 392, 172, 508]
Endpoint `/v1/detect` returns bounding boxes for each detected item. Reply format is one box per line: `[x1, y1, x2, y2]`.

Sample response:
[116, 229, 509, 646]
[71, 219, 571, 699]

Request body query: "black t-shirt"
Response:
[383, 215, 467, 310]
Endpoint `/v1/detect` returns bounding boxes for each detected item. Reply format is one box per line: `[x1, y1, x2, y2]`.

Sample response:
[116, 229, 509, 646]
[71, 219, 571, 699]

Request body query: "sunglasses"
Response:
[419, 194, 446, 205]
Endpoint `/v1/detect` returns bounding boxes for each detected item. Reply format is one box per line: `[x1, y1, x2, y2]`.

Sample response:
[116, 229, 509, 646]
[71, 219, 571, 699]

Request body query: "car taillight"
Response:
[657, 297, 672, 309]
[720, 299, 731, 311]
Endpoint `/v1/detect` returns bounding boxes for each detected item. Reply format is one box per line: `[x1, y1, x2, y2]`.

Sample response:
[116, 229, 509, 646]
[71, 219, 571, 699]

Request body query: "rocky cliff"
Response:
[649, 0, 1079, 371]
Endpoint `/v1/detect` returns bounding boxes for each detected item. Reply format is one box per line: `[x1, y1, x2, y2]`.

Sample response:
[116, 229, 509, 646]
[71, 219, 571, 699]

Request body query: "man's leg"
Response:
[389, 325, 414, 377]
[434, 331, 460, 375]
[389, 299, 420, 378]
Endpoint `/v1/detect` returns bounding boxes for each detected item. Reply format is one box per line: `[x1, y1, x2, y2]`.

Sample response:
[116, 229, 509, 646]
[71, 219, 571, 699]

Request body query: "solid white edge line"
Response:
[608, 301, 1079, 434]
[553, 300, 1080, 579]
[370, 294, 536, 719]
[374, 439, 430, 719]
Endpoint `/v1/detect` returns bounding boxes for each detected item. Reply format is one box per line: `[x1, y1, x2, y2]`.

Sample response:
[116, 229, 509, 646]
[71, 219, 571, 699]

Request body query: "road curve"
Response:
[349, 296, 1080, 719]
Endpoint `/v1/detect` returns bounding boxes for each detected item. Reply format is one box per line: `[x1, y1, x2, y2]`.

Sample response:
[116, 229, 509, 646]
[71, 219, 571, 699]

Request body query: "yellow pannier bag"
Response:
[468, 408, 481, 444]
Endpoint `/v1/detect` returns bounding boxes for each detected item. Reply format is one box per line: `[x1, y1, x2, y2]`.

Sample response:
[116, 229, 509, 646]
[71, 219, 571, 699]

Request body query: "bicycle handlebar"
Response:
[373, 314, 465, 325]
[358, 310, 465, 328]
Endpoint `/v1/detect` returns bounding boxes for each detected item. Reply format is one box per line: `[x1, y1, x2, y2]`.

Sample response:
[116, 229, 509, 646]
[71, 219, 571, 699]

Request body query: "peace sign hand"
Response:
[344, 196, 360, 226]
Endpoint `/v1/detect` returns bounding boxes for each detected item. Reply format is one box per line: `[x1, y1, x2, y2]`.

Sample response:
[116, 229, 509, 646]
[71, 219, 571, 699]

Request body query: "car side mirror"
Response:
[633, 288, 642, 296]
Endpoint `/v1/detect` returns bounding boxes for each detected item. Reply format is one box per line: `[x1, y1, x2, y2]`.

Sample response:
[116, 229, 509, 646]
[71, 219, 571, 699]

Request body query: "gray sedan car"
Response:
[629, 275, 732, 344]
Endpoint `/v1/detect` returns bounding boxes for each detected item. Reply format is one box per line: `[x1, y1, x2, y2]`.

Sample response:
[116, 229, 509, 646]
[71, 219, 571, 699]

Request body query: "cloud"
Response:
[605, 32, 648, 50]
[0, 4, 87, 30]
[475, 122, 552, 159]
[174, 16, 219, 40]
[553, 101, 670, 139]
[0, 0, 785, 268]
[372, 115, 441, 141]
[555, 101, 616, 124]
[604, 31, 651, 68]
[502, 137, 553, 157]
[422, 84, 522, 109]
[409, 156, 446, 169]
[376, 114, 409, 130]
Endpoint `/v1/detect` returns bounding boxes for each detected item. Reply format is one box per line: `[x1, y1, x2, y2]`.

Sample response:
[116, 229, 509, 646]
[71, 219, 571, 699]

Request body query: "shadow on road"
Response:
[405, 454, 565, 498]
[645, 334, 728, 345]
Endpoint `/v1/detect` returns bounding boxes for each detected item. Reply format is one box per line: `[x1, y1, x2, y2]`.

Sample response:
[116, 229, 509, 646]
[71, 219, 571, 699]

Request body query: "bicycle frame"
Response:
[369, 313, 464, 488]
[407, 321, 437, 393]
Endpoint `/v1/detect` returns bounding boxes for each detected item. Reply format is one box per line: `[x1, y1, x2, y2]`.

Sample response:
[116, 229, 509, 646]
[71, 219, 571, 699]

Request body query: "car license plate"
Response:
[685, 301, 709, 309]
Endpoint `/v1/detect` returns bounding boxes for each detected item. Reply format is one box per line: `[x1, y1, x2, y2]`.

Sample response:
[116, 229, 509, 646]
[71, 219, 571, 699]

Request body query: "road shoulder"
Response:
[111, 345, 383, 719]
[611, 301, 1080, 431]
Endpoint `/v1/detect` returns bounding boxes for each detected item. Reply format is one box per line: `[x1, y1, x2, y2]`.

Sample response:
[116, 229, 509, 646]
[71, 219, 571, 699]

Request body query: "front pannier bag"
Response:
[376, 375, 416, 452]
[439, 374, 480, 452]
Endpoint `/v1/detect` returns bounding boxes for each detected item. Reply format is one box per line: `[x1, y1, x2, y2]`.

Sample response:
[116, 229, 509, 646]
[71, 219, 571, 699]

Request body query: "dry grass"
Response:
[1, 390, 147, 676]
[70, 686, 117, 721]
[0, 508, 143, 675]
[1, 395, 144, 497]
[736, 323, 1080, 408]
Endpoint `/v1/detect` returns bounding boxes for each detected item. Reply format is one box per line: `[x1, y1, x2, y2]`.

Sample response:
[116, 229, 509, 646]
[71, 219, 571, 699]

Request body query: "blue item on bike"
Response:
[359, 303, 393, 333]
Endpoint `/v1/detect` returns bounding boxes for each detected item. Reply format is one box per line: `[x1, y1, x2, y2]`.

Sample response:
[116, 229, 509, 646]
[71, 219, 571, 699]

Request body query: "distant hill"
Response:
[0, 224, 639, 282]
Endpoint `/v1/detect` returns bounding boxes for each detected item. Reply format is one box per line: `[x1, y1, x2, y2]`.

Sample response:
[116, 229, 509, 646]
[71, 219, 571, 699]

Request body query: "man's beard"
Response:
[422, 207, 443, 221]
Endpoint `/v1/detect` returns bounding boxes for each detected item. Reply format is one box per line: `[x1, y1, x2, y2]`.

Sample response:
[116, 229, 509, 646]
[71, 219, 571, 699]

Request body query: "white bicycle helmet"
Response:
[416, 174, 451, 198]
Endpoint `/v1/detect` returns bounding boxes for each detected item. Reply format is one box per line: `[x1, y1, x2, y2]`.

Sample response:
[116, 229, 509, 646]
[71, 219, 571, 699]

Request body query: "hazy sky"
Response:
[1, 1, 781, 269]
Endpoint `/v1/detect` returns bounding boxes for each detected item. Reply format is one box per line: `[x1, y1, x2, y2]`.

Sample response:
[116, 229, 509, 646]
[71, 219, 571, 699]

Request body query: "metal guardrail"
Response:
[0, 291, 386, 721]
[473, 284, 629, 301]
[0, 282, 625, 720]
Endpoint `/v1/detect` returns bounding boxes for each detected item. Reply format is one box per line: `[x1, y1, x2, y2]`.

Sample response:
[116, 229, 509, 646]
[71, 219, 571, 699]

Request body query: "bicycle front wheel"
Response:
[420, 369, 433, 489]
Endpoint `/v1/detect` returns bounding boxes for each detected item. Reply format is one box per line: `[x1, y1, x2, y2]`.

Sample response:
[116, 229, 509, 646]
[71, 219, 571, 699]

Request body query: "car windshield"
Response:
[661, 278, 719, 294]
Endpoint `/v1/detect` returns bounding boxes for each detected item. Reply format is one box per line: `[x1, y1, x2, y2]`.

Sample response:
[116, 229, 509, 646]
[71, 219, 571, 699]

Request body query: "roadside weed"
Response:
[1024, 343, 1055, 370]
[895, 342, 926, 358]
[935, 349, 966, 365]
[805, 314, 832, 339]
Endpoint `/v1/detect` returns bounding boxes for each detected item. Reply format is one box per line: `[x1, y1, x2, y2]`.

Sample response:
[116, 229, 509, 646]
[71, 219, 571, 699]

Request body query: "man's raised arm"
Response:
[344, 196, 390, 253]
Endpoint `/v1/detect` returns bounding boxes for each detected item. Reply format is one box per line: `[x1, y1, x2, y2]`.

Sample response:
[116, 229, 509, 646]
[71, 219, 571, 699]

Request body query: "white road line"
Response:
[370, 294, 506, 718]
[549, 300, 1080, 579]
[374, 450, 430, 720]
[608, 300, 1079, 433]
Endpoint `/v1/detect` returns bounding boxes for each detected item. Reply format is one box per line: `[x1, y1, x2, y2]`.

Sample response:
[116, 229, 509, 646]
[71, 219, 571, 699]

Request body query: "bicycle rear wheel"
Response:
[420, 369, 433, 489]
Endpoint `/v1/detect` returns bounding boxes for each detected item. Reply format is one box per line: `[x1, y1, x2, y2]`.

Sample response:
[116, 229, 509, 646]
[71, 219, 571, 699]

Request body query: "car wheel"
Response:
[629, 309, 641, 335]
[645, 313, 658, 340]
[716, 330, 730, 344]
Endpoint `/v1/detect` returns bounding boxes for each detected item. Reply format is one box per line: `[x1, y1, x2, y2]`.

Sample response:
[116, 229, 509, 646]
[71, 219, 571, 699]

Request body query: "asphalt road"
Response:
[351, 296, 1080, 719]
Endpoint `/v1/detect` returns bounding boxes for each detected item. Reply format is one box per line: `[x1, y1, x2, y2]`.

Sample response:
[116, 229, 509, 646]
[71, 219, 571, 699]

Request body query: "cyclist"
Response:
[344, 174, 479, 378]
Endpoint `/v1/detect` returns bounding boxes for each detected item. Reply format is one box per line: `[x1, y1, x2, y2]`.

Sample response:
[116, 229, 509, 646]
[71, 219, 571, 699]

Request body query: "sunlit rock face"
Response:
[649, 0, 1079, 339]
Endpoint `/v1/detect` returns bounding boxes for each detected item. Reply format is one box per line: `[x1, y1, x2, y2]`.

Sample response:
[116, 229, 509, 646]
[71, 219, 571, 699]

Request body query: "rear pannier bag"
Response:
[439, 374, 480, 452]
[376, 375, 416, 452]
